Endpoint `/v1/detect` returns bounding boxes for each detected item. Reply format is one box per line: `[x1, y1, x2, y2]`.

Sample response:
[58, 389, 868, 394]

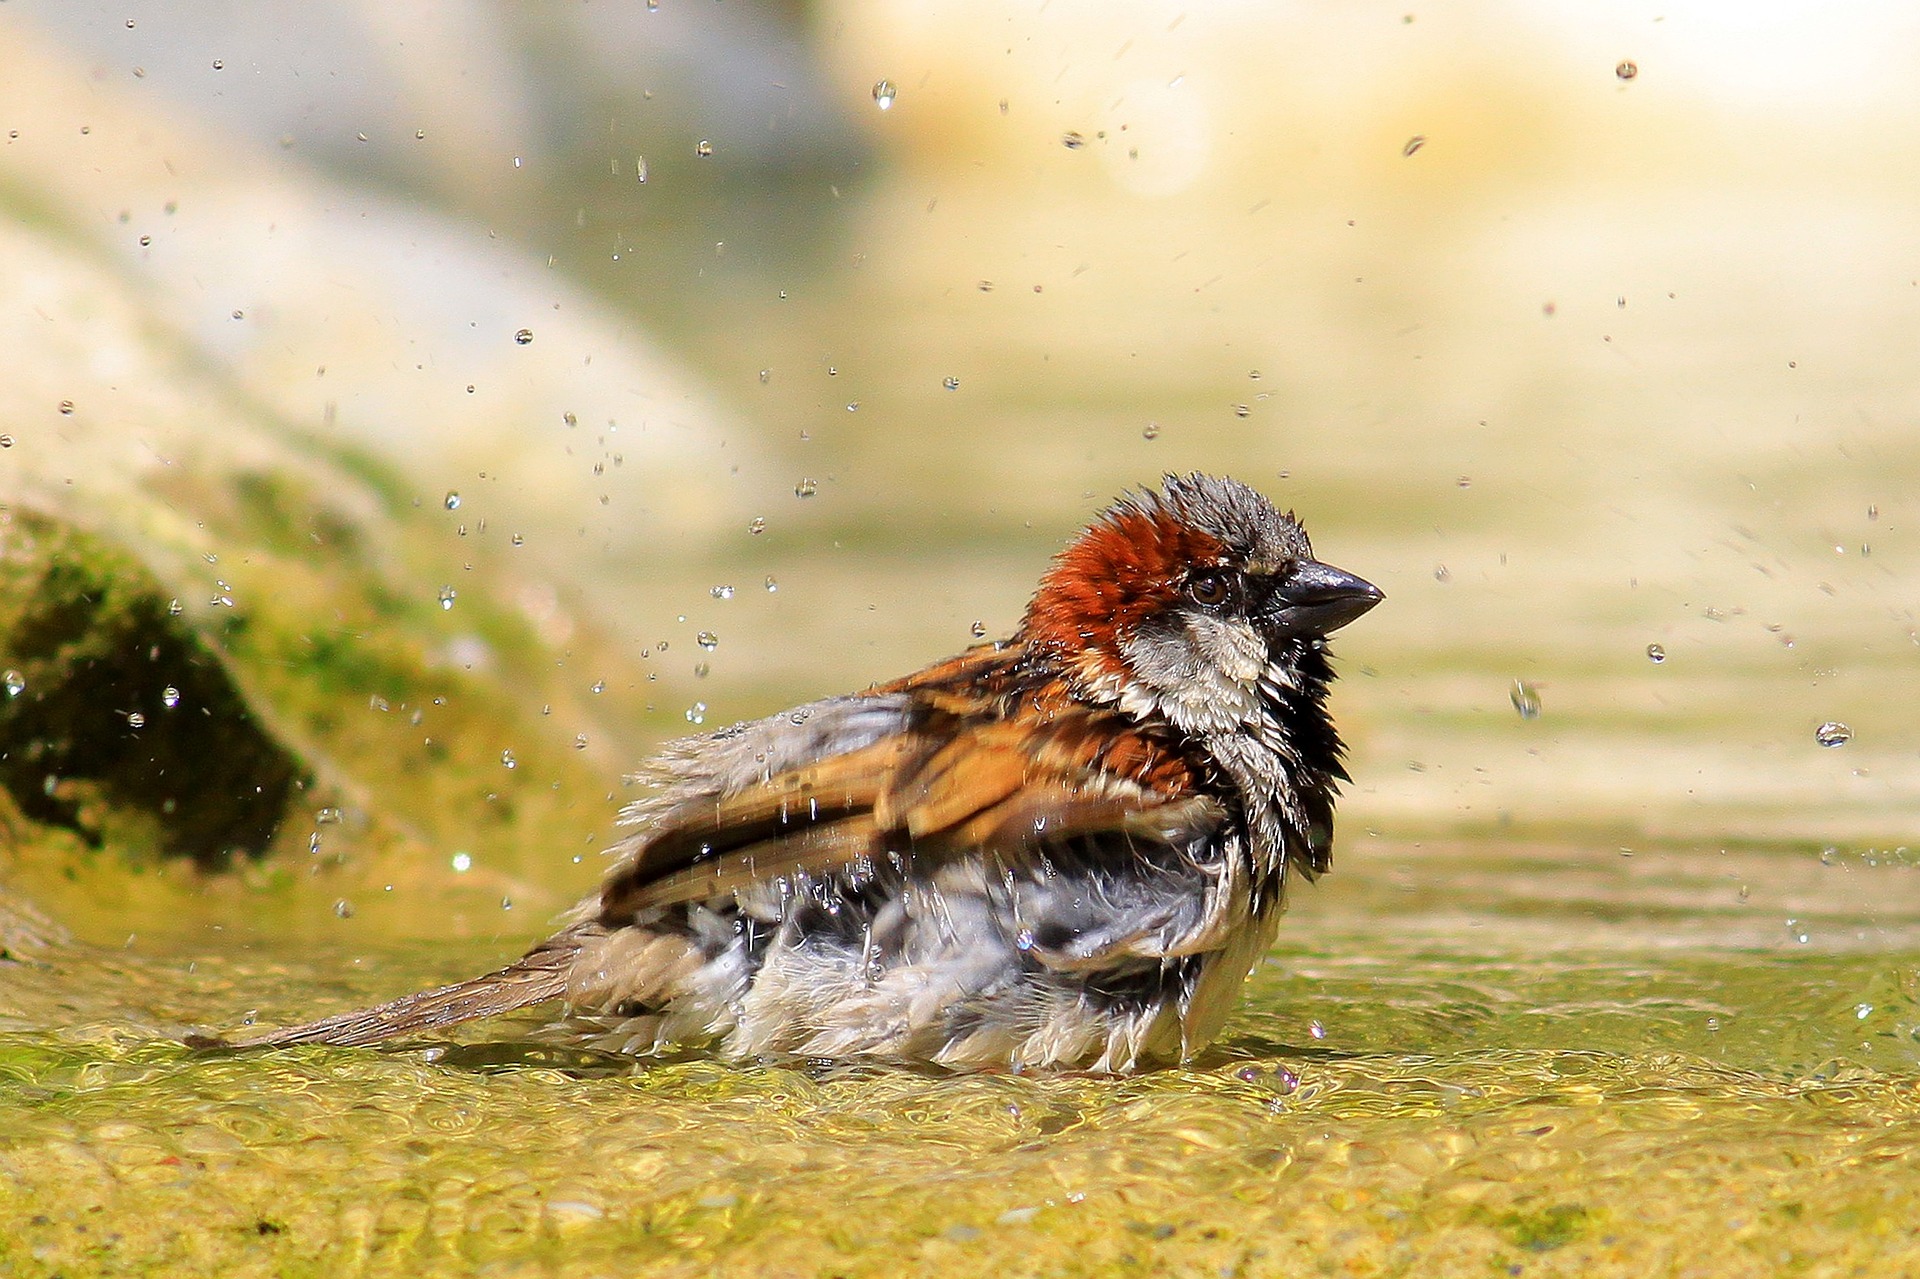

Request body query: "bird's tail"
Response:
[192, 927, 592, 1050]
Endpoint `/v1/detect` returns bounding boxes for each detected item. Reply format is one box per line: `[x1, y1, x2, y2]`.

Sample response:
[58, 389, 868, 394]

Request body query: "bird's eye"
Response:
[1187, 571, 1233, 607]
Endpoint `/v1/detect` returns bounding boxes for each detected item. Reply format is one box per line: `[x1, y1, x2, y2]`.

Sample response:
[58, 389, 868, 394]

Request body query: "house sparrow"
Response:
[207, 473, 1380, 1072]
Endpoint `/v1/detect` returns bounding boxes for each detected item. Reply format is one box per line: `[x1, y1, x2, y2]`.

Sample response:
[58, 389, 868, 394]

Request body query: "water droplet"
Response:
[1456, 475, 1472, 488]
[1856, 1003, 1873, 1020]
[1786, 918, 1809, 944]
[316, 806, 344, 824]
[1510, 680, 1542, 720]
[501, 749, 517, 769]
[635, 155, 648, 183]
[1646, 643, 1666, 663]
[1232, 404, 1251, 419]
[438, 585, 456, 610]
[126, 711, 145, 728]
[794, 478, 818, 498]
[1309, 1019, 1327, 1040]
[513, 328, 533, 345]
[0, 434, 12, 448]
[764, 576, 778, 592]
[511, 532, 524, 546]
[590, 679, 606, 694]
[685, 701, 707, 724]
[693, 662, 710, 679]
[1615, 60, 1639, 80]
[1142, 422, 1160, 440]
[695, 139, 713, 157]
[696, 631, 719, 651]
[160, 686, 180, 708]
[334, 899, 355, 919]
[943, 376, 960, 391]
[1014, 928, 1036, 951]
[58, 400, 74, 415]
[444, 491, 461, 510]
[872, 79, 896, 110]
[1, 670, 21, 697]
[845, 401, 859, 412]
[748, 516, 767, 536]
[167, 598, 182, 616]
[1867, 504, 1879, 521]
[451, 851, 472, 873]
[573, 734, 589, 750]
[758, 368, 771, 384]
[1061, 131, 1086, 149]
[1402, 135, 1426, 157]
[710, 585, 735, 600]
[970, 621, 987, 638]
[1432, 565, 1450, 583]
[1815, 721, 1852, 748]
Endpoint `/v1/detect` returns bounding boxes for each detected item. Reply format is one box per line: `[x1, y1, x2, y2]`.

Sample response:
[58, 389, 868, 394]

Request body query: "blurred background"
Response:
[3, 0, 1918, 932]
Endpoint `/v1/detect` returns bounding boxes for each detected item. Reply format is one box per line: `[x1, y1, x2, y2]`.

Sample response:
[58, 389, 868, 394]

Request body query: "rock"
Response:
[0, 508, 307, 866]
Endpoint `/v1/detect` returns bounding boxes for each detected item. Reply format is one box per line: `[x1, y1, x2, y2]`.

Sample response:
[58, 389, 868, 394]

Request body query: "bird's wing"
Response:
[594, 682, 1220, 927]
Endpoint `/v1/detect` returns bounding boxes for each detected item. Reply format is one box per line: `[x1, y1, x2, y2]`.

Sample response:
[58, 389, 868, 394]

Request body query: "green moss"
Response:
[0, 509, 309, 867]
[1493, 1202, 1593, 1252]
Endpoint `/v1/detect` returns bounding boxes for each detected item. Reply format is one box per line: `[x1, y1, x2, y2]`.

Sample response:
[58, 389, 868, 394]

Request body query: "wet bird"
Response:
[205, 474, 1381, 1072]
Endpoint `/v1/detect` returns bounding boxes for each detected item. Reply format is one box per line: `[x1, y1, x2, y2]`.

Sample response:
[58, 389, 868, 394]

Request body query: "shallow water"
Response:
[5, 834, 1919, 1277]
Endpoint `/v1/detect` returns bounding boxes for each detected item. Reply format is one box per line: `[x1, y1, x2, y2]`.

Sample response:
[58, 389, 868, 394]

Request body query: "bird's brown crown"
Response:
[1023, 500, 1229, 662]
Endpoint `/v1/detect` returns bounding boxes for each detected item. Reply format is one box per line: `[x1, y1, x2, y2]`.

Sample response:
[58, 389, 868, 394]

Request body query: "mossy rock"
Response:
[0, 439, 659, 946]
[0, 508, 308, 867]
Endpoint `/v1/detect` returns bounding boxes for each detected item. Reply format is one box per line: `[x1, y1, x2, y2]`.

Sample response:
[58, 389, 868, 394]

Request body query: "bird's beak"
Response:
[1262, 560, 1383, 640]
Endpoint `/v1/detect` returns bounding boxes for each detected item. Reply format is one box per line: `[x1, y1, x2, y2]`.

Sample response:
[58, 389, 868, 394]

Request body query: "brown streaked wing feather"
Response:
[597, 731, 936, 919]
[866, 641, 1017, 698]
[599, 670, 1209, 922]
[871, 705, 1203, 854]
[952, 787, 1223, 855]
[872, 726, 1028, 836]
[616, 813, 888, 912]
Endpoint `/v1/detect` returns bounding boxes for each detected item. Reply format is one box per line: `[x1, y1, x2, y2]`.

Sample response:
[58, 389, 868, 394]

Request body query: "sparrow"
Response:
[204, 473, 1381, 1072]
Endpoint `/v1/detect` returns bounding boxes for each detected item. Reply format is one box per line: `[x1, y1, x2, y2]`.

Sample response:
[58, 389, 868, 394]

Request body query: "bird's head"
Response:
[1023, 473, 1382, 734]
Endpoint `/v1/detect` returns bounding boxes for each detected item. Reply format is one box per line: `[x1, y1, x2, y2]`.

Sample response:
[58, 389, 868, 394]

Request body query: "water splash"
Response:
[1510, 680, 1542, 720]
